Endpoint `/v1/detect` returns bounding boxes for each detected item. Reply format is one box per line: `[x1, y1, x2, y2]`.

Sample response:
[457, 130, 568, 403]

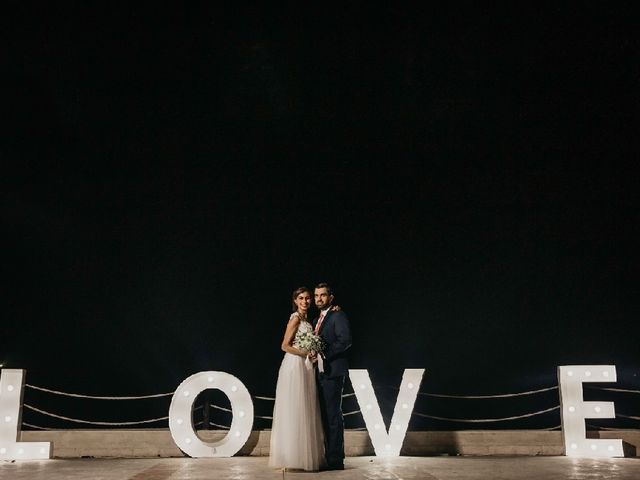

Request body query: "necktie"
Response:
[315, 311, 327, 335]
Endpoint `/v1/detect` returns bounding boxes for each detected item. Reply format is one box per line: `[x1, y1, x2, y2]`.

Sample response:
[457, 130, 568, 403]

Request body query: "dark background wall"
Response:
[4, 4, 638, 429]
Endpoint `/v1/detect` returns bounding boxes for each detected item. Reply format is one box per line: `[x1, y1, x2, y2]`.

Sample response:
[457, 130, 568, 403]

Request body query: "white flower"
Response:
[294, 331, 326, 354]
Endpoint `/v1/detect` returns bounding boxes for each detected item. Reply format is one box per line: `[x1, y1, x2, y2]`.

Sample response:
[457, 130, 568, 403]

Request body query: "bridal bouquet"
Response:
[295, 331, 326, 355]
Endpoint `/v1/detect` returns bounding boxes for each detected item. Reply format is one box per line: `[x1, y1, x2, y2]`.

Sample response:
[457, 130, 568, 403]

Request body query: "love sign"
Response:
[0, 365, 624, 460]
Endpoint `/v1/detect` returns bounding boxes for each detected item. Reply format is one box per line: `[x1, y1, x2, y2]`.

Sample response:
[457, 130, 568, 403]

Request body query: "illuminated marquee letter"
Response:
[558, 365, 623, 457]
[0, 369, 51, 460]
[169, 371, 253, 457]
[349, 368, 424, 456]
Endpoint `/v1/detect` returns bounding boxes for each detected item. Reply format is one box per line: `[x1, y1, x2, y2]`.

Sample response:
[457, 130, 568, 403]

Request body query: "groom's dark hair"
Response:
[315, 282, 333, 296]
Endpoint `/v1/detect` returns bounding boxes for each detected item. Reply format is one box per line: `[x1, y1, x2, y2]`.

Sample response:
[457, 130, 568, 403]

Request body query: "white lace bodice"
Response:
[291, 313, 313, 349]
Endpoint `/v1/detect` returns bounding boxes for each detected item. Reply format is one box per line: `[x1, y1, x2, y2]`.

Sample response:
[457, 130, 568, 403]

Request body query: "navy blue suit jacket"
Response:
[314, 310, 352, 378]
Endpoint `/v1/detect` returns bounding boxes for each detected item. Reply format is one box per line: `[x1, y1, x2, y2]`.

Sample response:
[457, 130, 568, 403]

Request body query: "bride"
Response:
[268, 287, 325, 471]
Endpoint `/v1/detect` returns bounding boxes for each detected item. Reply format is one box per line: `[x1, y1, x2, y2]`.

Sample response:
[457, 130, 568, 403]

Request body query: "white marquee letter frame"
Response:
[349, 368, 424, 456]
[558, 365, 623, 457]
[0, 369, 51, 460]
[169, 371, 253, 457]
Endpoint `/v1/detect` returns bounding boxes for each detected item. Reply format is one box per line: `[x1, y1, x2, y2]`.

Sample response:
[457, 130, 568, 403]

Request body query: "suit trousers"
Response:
[317, 372, 345, 465]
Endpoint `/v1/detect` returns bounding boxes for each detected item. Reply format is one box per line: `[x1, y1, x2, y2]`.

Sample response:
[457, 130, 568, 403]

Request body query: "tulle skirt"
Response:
[268, 353, 325, 471]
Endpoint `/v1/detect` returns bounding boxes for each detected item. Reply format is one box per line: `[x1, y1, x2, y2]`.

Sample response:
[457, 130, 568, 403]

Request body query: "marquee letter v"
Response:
[349, 368, 425, 456]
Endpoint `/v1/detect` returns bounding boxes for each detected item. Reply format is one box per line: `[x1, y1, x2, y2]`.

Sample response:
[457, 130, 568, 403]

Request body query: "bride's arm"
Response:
[281, 314, 308, 357]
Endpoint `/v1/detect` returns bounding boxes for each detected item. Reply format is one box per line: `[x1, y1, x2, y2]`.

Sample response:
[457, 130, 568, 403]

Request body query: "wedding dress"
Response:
[268, 314, 325, 471]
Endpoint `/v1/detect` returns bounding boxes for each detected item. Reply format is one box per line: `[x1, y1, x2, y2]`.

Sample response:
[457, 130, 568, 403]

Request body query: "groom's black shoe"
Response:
[323, 463, 344, 471]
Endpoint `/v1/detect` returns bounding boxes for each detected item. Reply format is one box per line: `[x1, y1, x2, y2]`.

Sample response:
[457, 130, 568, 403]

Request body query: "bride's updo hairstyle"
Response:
[291, 286, 312, 311]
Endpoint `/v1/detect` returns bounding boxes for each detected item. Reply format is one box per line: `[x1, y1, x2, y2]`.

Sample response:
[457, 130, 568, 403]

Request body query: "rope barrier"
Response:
[24, 384, 564, 402]
[343, 410, 362, 416]
[412, 405, 560, 423]
[209, 422, 230, 430]
[617, 413, 640, 421]
[253, 393, 355, 401]
[22, 383, 640, 404]
[24, 404, 169, 426]
[20, 382, 639, 429]
[25, 384, 353, 404]
[418, 386, 558, 399]
[22, 422, 51, 430]
[589, 387, 640, 395]
[210, 404, 232, 413]
[588, 424, 640, 431]
[541, 425, 561, 430]
[26, 384, 173, 400]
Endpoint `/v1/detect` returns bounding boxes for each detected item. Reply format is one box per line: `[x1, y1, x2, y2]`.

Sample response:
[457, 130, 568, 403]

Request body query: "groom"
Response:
[313, 282, 352, 470]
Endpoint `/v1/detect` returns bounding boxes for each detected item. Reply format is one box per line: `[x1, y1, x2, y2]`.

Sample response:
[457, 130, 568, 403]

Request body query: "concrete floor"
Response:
[1, 456, 640, 480]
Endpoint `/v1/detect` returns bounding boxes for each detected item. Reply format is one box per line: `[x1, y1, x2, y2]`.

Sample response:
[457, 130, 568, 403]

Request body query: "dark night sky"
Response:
[3, 4, 639, 428]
